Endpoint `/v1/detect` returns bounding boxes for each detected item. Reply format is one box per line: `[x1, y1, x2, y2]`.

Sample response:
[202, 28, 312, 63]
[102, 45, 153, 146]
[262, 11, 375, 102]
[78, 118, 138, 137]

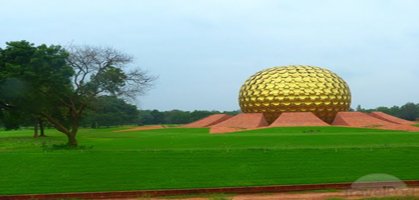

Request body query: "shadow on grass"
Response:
[41, 143, 94, 151]
[302, 129, 321, 134]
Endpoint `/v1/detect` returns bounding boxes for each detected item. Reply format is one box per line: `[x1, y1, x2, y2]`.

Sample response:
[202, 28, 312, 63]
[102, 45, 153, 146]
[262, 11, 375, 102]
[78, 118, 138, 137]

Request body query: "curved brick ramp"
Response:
[369, 112, 416, 125]
[210, 113, 268, 133]
[332, 112, 393, 127]
[270, 112, 329, 127]
[332, 112, 419, 132]
[183, 114, 232, 128]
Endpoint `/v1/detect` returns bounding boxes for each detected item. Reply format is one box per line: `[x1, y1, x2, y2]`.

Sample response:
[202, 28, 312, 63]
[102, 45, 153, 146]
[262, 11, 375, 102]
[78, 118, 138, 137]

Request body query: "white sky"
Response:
[1, 0, 418, 111]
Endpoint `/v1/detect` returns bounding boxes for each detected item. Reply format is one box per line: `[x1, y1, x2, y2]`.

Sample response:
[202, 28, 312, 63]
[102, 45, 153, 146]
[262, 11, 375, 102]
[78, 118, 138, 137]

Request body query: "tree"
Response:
[190, 110, 216, 122]
[39, 45, 154, 146]
[388, 106, 401, 117]
[399, 102, 418, 121]
[356, 105, 363, 112]
[1, 42, 155, 146]
[0, 109, 22, 130]
[150, 110, 165, 124]
[138, 110, 155, 125]
[81, 95, 140, 128]
[33, 118, 46, 137]
[0, 41, 73, 135]
[164, 110, 191, 124]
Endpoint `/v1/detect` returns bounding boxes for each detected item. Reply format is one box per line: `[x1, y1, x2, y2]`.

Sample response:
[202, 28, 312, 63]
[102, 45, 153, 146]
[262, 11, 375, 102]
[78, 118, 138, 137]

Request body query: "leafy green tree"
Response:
[190, 110, 217, 121]
[355, 105, 367, 112]
[1, 42, 155, 146]
[0, 41, 73, 135]
[81, 96, 140, 127]
[138, 110, 155, 125]
[0, 109, 22, 130]
[388, 106, 401, 117]
[150, 109, 165, 124]
[399, 102, 418, 121]
[164, 110, 191, 124]
[41, 45, 155, 146]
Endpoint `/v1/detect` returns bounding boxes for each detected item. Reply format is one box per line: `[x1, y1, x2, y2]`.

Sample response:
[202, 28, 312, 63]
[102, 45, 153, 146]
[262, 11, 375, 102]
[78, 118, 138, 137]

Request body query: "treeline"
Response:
[3, 101, 418, 130]
[80, 96, 140, 128]
[1, 95, 239, 129]
[80, 97, 240, 127]
[52, 101, 419, 127]
[81, 102, 419, 127]
[356, 102, 419, 121]
[137, 110, 240, 125]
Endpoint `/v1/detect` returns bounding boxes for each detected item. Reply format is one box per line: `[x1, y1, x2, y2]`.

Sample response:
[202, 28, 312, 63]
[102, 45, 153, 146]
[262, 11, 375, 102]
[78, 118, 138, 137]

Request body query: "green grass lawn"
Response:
[1, 126, 419, 195]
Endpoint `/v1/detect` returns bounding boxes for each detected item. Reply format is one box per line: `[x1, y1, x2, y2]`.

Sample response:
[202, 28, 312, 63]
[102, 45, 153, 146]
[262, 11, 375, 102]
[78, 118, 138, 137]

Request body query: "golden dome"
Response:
[239, 65, 351, 123]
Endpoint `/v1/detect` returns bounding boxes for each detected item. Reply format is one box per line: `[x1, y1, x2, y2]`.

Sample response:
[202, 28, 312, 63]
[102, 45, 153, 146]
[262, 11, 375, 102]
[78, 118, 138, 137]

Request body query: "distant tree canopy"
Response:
[355, 102, 419, 121]
[81, 96, 140, 128]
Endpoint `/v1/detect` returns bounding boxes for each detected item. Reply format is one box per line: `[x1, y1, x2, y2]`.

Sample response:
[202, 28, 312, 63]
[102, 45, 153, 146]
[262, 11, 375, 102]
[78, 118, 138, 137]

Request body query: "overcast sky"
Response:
[1, 0, 418, 111]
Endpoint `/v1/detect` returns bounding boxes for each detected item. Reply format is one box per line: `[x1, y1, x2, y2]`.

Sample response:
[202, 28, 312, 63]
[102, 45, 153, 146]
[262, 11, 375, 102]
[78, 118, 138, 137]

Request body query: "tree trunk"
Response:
[33, 122, 39, 138]
[68, 111, 80, 147]
[67, 133, 78, 147]
[41, 109, 82, 147]
[39, 119, 45, 137]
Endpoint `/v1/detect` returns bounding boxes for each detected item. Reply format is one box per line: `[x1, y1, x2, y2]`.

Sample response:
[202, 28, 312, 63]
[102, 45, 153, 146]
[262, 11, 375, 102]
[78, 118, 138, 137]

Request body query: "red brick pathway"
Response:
[333, 112, 419, 132]
[270, 112, 329, 127]
[369, 111, 416, 125]
[183, 114, 232, 128]
[210, 113, 268, 133]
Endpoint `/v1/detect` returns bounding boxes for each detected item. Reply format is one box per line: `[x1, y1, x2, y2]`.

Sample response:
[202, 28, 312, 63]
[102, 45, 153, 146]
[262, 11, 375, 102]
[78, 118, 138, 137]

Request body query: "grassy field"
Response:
[0, 126, 419, 195]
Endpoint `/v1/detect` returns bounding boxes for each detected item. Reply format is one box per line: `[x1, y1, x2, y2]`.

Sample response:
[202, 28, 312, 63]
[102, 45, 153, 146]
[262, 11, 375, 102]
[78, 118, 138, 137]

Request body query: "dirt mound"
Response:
[332, 112, 419, 132]
[210, 113, 268, 133]
[183, 114, 232, 128]
[270, 112, 329, 127]
[332, 112, 394, 127]
[369, 112, 416, 125]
